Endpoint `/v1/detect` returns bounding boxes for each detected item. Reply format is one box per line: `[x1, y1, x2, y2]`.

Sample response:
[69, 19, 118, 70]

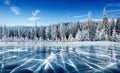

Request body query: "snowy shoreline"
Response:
[0, 41, 119, 47]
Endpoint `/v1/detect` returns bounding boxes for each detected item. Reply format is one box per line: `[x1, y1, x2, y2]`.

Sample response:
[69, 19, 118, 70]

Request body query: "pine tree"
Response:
[33, 24, 39, 40]
[111, 29, 118, 42]
[75, 29, 82, 41]
[2, 25, 8, 42]
[81, 29, 90, 41]
[51, 25, 57, 41]
[98, 29, 108, 41]
[116, 14, 120, 35]
[87, 11, 92, 23]
[17, 26, 22, 38]
[38, 27, 46, 40]
[95, 24, 101, 41]
[45, 26, 51, 40]
[87, 11, 96, 41]
[102, 7, 109, 34]
[30, 28, 34, 40]
[60, 20, 65, 41]
[68, 34, 73, 42]
[0, 25, 3, 39]
[109, 17, 115, 39]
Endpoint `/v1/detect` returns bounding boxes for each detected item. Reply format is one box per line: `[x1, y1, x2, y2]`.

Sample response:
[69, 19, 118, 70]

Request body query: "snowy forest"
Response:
[0, 8, 120, 42]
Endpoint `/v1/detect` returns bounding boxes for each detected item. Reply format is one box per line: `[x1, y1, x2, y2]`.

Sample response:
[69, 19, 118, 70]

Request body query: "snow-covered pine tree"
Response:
[87, 11, 92, 24]
[25, 36, 29, 42]
[39, 37, 43, 41]
[34, 29, 37, 40]
[75, 29, 82, 41]
[87, 11, 96, 41]
[67, 22, 73, 38]
[0, 25, 3, 39]
[8, 29, 14, 40]
[102, 7, 109, 35]
[33, 24, 39, 40]
[116, 14, 120, 35]
[17, 26, 23, 40]
[24, 30, 29, 41]
[81, 29, 90, 41]
[110, 17, 115, 34]
[71, 22, 78, 38]
[38, 27, 45, 40]
[109, 17, 115, 40]
[111, 29, 118, 42]
[95, 23, 101, 41]
[118, 34, 120, 42]
[45, 26, 51, 41]
[60, 20, 66, 41]
[2, 25, 8, 42]
[98, 29, 109, 41]
[51, 25, 57, 41]
[29, 28, 34, 40]
[68, 34, 73, 42]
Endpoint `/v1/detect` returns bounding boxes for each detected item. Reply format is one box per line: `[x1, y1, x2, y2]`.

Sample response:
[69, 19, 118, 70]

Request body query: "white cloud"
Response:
[27, 16, 40, 21]
[32, 10, 40, 16]
[10, 6, 21, 15]
[106, 3, 120, 7]
[4, 0, 11, 5]
[107, 9, 120, 12]
[79, 19, 116, 22]
[28, 9, 40, 21]
[73, 15, 87, 18]
[3, 0, 21, 15]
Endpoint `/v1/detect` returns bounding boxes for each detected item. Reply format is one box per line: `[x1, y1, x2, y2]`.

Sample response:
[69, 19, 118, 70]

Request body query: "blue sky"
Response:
[0, 0, 120, 26]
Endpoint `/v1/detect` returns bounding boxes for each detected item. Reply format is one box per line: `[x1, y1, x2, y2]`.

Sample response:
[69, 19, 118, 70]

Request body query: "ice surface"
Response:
[0, 42, 120, 73]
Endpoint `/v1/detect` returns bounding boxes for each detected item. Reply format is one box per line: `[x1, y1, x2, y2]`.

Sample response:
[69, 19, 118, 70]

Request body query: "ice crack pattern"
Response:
[0, 42, 120, 73]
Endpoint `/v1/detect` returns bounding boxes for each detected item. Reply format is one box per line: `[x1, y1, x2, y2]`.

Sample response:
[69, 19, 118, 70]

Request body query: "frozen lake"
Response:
[0, 42, 120, 73]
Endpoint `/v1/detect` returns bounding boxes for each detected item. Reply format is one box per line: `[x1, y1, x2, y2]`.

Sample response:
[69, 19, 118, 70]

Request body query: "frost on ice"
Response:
[0, 42, 120, 73]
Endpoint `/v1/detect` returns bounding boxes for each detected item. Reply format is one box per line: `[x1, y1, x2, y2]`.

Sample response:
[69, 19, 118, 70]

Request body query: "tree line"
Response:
[0, 8, 120, 42]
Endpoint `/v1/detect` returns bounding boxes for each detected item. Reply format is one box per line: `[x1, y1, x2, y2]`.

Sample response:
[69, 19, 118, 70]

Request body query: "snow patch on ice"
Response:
[0, 41, 119, 47]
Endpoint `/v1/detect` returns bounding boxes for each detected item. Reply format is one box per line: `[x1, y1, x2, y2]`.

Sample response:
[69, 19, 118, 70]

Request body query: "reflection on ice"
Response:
[0, 42, 120, 73]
